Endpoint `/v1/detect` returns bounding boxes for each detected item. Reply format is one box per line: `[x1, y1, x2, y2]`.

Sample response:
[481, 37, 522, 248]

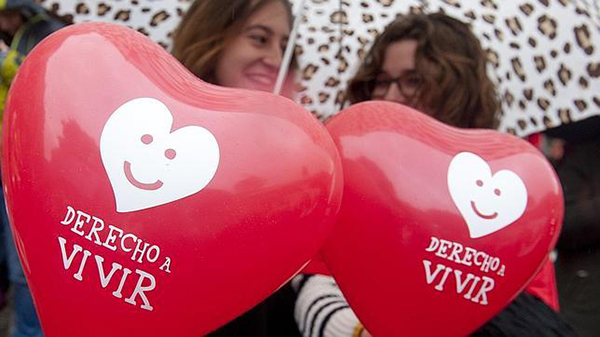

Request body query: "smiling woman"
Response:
[214, 3, 291, 93]
[170, 1, 301, 336]
[171, 0, 296, 99]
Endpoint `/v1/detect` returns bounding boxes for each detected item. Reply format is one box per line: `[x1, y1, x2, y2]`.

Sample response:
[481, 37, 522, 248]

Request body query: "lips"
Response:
[123, 160, 163, 191]
[245, 73, 276, 89]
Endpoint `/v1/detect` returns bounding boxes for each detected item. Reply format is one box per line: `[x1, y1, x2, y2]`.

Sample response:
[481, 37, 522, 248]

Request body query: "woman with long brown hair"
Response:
[171, 1, 300, 336]
[295, 12, 574, 337]
[172, 0, 295, 98]
[346, 12, 499, 129]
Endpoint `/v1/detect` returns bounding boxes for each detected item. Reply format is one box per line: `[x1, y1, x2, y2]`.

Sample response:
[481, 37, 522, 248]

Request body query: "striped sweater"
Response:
[292, 274, 364, 337]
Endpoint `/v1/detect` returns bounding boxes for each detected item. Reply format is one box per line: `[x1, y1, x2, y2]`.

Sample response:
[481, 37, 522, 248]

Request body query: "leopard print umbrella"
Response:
[294, 0, 599, 136]
[38, 0, 599, 136]
[36, 0, 189, 49]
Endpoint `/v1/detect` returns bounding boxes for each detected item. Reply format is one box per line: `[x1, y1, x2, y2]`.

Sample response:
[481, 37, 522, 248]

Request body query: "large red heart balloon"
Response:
[2, 23, 343, 336]
[321, 102, 562, 336]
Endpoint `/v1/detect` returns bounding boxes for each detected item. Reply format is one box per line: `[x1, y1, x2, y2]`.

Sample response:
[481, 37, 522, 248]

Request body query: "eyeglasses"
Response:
[371, 72, 423, 100]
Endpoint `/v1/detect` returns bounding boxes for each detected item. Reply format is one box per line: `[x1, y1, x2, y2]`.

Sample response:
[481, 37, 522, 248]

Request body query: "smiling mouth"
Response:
[246, 73, 276, 87]
[470, 201, 498, 220]
[123, 161, 163, 191]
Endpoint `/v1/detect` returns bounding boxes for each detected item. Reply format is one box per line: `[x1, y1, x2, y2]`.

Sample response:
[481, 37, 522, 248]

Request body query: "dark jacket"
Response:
[208, 284, 301, 337]
[553, 136, 600, 337]
[472, 292, 576, 337]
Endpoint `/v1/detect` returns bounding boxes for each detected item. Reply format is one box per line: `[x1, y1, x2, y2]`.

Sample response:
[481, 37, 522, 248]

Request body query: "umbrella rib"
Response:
[273, 0, 308, 96]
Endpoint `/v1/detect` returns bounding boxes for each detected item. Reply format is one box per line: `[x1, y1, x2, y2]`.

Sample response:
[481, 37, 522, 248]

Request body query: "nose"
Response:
[383, 82, 407, 104]
[262, 43, 283, 69]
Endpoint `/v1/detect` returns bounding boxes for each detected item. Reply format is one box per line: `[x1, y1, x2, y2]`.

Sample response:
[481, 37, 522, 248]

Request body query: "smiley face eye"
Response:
[494, 188, 501, 196]
[141, 134, 153, 145]
[476, 180, 483, 187]
[165, 148, 177, 160]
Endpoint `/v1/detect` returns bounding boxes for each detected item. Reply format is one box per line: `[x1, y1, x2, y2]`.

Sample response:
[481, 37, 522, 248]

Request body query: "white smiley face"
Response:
[122, 133, 176, 191]
[447, 152, 527, 239]
[100, 98, 220, 212]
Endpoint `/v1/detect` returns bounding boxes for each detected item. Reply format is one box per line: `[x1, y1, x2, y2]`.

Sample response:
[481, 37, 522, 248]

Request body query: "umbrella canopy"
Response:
[37, 0, 192, 49]
[294, 0, 599, 136]
[39, 0, 599, 136]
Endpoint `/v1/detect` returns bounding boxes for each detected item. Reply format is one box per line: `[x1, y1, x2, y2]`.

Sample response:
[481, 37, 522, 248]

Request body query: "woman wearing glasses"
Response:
[294, 12, 574, 337]
[346, 12, 498, 129]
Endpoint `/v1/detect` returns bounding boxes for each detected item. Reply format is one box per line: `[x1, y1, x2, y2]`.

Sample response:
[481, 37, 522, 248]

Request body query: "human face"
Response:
[371, 40, 422, 105]
[214, 1, 292, 94]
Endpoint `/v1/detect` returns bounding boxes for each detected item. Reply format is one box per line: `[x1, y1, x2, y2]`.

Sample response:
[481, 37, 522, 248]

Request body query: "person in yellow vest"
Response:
[0, 0, 67, 119]
[0, 1, 67, 336]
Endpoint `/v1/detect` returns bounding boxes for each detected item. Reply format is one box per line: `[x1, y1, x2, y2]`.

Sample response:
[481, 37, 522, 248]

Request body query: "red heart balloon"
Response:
[321, 102, 562, 336]
[2, 23, 343, 336]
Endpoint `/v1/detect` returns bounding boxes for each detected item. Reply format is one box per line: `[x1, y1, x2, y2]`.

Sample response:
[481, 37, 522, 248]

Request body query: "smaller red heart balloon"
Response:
[2, 23, 343, 336]
[321, 102, 563, 336]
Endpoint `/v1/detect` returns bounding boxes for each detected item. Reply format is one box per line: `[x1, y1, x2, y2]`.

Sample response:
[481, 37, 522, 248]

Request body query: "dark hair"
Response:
[171, 0, 293, 84]
[347, 12, 500, 129]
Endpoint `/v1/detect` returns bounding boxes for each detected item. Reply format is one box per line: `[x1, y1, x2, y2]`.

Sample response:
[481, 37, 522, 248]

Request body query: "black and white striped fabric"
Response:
[292, 274, 361, 337]
[292, 275, 577, 337]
